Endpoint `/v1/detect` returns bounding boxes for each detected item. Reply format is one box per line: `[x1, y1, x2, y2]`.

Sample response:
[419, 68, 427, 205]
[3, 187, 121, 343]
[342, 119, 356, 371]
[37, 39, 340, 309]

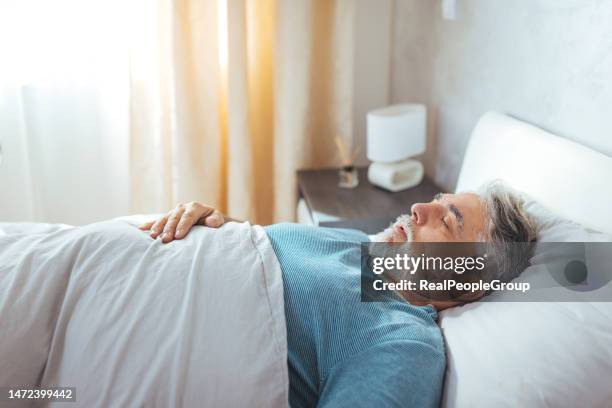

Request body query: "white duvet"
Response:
[0, 220, 289, 408]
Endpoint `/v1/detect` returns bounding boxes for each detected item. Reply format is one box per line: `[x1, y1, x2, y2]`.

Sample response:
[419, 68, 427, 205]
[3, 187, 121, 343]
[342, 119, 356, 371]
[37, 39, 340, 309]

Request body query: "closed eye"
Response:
[442, 217, 450, 229]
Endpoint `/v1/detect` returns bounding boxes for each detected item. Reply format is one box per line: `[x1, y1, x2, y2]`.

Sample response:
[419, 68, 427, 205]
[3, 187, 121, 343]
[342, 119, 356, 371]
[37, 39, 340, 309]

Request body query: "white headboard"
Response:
[456, 111, 612, 235]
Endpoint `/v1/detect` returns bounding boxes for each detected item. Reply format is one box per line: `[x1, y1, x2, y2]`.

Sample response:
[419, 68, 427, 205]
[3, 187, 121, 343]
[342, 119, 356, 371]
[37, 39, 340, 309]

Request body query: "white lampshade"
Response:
[367, 104, 426, 163]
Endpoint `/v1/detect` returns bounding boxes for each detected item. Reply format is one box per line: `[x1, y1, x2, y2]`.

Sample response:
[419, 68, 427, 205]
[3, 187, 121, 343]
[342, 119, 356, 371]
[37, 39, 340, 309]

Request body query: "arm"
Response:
[138, 202, 239, 243]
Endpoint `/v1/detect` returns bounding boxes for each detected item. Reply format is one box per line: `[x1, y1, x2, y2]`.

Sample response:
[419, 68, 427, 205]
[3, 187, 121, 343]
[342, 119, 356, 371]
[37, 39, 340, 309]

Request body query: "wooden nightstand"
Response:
[297, 167, 443, 234]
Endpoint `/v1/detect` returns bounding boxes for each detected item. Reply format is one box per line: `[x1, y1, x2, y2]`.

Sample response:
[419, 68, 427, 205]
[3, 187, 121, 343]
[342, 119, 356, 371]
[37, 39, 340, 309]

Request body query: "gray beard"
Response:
[373, 214, 415, 243]
[370, 214, 415, 282]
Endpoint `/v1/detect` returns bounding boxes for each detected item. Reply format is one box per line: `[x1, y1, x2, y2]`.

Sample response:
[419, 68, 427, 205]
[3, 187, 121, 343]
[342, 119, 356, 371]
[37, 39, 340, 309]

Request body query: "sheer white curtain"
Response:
[0, 0, 130, 224]
[0, 0, 355, 225]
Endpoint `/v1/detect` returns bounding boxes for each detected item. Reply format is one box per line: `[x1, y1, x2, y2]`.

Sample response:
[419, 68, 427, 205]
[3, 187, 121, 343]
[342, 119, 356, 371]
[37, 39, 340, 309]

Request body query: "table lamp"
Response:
[367, 104, 426, 192]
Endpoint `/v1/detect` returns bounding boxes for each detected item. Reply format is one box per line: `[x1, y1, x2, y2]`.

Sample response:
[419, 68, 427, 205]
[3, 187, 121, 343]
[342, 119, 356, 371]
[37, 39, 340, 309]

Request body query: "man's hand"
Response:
[139, 202, 227, 243]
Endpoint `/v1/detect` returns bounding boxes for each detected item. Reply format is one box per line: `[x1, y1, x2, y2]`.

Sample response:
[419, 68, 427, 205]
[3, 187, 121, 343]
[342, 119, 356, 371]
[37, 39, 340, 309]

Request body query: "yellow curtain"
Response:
[129, 0, 354, 224]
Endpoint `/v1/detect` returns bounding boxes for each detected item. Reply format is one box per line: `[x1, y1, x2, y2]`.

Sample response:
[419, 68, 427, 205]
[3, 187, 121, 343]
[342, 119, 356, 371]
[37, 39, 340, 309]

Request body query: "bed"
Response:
[440, 112, 612, 407]
[1, 112, 611, 407]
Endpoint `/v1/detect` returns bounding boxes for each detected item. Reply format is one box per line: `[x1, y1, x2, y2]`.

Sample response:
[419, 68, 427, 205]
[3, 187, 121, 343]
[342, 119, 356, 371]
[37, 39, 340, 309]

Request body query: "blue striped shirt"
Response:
[265, 224, 445, 408]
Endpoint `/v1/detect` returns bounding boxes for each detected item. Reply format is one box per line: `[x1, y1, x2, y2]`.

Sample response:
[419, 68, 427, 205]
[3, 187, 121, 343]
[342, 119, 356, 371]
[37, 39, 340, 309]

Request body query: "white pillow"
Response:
[440, 201, 612, 408]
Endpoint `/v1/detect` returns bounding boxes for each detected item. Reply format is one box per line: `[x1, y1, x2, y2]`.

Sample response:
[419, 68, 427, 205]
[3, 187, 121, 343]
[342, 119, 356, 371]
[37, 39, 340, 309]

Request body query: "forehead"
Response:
[439, 192, 484, 210]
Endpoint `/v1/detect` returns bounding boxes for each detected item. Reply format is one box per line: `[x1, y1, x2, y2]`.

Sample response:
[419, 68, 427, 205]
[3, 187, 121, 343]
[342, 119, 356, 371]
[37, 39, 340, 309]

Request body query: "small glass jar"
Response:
[338, 165, 359, 189]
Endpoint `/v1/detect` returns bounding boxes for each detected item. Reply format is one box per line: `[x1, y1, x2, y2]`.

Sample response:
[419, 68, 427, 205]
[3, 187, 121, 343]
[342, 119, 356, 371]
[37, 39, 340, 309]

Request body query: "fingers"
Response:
[161, 206, 186, 243]
[175, 206, 203, 240]
[149, 215, 169, 239]
[142, 202, 226, 243]
[203, 210, 224, 228]
[138, 221, 155, 231]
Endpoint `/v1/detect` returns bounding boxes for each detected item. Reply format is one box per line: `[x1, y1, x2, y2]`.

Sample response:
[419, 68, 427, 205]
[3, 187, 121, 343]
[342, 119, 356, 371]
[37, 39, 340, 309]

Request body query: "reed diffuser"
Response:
[334, 134, 359, 189]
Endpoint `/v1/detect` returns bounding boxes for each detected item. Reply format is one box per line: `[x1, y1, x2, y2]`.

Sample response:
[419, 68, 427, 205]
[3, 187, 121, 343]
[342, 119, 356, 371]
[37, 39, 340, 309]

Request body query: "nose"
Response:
[411, 202, 443, 225]
[411, 203, 427, 225]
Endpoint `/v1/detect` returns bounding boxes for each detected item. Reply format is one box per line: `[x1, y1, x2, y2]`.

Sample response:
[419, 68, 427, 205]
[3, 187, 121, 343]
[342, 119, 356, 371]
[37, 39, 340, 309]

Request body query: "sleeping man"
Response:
[138, 183, 537, 408]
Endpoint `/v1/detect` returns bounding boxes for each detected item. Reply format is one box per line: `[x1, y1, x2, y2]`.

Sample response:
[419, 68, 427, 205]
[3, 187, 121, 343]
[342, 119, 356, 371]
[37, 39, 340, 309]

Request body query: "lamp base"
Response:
[367, 159, 424, 192]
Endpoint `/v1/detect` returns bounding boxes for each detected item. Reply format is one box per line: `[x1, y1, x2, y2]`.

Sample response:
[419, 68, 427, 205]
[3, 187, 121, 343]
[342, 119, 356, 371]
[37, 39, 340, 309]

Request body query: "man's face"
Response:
[377, 192, 487, 243]
[375, 192, 489, 310]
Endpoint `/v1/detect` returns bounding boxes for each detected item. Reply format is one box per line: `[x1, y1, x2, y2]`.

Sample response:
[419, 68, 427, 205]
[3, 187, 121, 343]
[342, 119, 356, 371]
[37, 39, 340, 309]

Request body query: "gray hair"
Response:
[479, 181, 538, 284]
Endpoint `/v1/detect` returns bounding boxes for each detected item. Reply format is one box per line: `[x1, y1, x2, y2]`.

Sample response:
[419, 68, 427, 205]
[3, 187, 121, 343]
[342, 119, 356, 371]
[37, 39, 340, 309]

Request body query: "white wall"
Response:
[391, 0, 612, 191]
